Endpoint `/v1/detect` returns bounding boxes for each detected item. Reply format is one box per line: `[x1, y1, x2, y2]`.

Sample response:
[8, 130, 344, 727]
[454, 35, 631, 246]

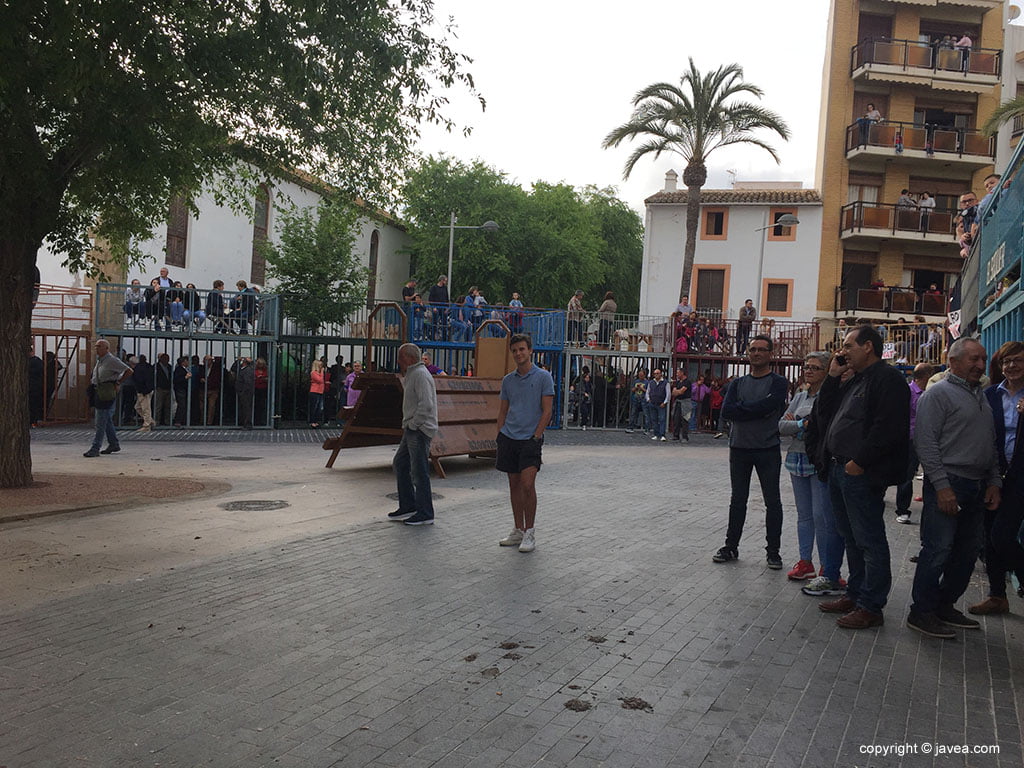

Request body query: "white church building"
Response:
[640, 171, 823, 323]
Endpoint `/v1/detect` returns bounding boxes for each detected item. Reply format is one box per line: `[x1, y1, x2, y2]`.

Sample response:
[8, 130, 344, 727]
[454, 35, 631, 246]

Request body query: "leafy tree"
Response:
[401, 156, 642, 312]
[982, 95, 1024, 136]
[602, 58, 790, 305]
[261, 200, 367, 334]
[0, 0, 475, 487]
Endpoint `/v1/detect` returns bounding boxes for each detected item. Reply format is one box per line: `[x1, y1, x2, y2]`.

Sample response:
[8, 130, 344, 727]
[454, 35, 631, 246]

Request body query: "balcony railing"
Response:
[845, 120, 994, 159]
[1012, 114, 1024, 138]
[827, 320, 947, 366]
[834, 286, 948, 316]
[670, 318, 820, 360]
[840, 201, 957, 238]
[851, 37, 1001, 78]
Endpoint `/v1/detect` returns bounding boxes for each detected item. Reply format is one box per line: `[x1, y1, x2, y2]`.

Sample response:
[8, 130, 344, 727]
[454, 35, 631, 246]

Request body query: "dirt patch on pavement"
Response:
[0, 473, 230, 523]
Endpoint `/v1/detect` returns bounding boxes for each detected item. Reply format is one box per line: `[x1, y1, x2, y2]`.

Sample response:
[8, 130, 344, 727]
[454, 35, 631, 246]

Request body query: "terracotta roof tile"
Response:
[645, 188, 822, 205]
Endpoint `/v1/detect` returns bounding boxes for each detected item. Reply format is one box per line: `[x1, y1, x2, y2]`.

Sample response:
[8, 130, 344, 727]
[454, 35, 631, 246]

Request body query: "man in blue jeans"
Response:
[84, 339, 132, 457]
[644, 368, 669, 441]
[807, 325, 909, 630]
[713, 335, 789, 568]
[388, 343, 439, 526]
[908, 338, 1001, 638]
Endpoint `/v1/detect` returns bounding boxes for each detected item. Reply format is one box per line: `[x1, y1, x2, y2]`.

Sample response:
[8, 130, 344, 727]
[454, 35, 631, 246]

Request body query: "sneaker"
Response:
[787, 559, 815, 580]
[99, 445, 120, 454]
[906, 610, 956, 639]
[519, 528, 536, 552]
[403, 512, 434, 526]
[499, 528, 524, 547]
[625, 429, 634, 434]
[651, 435, 658, 441]
[895, 512, 911, 524]
[935, 605, 980, 629]
[968, 596, 1010, 615]
[388, 509, 416, 521]
[915, 473, 924, 481]
[660, 436, 667, 442]
[712, 547, 738, 563]
[766, 552, 783, 570]
[83, 449, 100, 458]
[714, 432, 725, 439]
[802, 576, 846, 597]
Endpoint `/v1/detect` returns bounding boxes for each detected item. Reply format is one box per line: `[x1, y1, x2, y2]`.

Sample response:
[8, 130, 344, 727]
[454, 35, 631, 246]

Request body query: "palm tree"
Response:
[982, 94, 1024, 136]
[602, 58, 791, 304]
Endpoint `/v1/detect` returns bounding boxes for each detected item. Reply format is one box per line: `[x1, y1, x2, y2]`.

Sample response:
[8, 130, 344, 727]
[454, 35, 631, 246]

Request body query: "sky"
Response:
[415, 0, 832, 215]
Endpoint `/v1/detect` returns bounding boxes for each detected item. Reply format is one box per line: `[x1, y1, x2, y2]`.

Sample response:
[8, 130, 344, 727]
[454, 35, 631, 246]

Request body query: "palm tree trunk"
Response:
[680, 161, 707, 305]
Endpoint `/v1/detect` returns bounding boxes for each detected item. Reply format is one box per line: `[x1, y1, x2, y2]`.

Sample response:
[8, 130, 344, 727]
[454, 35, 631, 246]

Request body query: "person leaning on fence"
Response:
[495, 333, 555, 553]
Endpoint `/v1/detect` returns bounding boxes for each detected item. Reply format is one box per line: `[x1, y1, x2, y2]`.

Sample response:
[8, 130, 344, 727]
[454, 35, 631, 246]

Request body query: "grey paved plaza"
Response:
[2, 428, 1023, 768]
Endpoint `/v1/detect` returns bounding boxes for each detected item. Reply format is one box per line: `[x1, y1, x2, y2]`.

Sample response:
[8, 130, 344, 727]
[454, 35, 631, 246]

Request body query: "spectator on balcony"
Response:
[955, 32, 972, 71]
[450, 293, 472, 342]
[401, 278, 417, 304]
[857, 103, 883, 145]
[427, 275, 449, 340]
[979, 174, 1001, 213]
[167, 281, 186, 327]
[597, 291, 617, 348]
[675, 294, 694, 316]
[145, 279, 168, 331]
[918, 191, 935, 232]
[567, 289, 585, 346]
[206, 280, 228, 332]
[182, 283, 206, 328]
[410, 293, 426, 340]
[897, 189, 917, 209]
[230, 279, 257, 334]
[508, 292, 524, 333]
[422, 352, 447, 376]
[737, 299, 756, 354]
[123, 280, 146, 326]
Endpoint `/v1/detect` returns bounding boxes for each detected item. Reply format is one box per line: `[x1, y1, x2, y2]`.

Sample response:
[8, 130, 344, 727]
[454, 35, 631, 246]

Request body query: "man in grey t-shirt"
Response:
[713, 335, 789, 568]
[85, 338, 132, 457]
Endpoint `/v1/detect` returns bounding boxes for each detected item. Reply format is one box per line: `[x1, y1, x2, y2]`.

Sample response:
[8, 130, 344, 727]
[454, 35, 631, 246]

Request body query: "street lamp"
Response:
[754, 211, 800, 310]
[441, 212, 499, 292]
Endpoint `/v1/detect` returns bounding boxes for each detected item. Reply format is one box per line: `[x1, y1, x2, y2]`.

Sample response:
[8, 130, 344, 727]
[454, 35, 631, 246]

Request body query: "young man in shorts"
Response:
[496, 333, 554, 552]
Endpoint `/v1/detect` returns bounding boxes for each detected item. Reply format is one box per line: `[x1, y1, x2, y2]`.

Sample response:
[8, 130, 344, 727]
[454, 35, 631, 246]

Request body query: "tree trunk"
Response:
[0, 238, 40, 487]
[679, 161, 707, 304]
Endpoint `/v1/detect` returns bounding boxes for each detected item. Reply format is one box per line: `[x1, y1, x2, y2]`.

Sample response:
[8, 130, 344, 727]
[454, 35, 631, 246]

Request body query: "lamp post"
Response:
[442, 212, 499, 292]
[754, 211, 800, 311]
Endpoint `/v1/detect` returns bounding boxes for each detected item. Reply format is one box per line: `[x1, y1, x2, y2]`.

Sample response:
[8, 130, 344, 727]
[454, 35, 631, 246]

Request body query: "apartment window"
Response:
[251, 184, 270, 285]
[761, 279, 794, 317]
[694, 265, 730, 313]
[165, 196, 189, 268]
[767, 207, 798, 241]
[701, 208, 728, 240]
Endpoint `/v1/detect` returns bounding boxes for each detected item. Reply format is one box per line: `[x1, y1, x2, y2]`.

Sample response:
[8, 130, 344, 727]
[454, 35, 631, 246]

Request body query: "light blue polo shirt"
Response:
[500, 364, 555, 440]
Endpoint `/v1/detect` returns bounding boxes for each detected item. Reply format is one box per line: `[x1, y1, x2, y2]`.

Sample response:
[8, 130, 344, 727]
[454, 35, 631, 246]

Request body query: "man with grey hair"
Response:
[84, 338, 132, 457]
[907, 337, 1001, 639]
[389, 342, 439, 525]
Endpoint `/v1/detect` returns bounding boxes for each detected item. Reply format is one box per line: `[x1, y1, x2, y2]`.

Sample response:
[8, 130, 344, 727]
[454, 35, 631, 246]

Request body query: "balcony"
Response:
[834, 286, 949, 318]
[851, 38, 1001, 93]
[845, 120, 994, 173]
[840, 201, 958, 246]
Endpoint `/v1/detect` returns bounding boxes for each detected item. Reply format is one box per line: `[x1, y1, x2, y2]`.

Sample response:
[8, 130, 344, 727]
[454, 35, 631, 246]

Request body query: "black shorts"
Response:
[495, 431, 543, 474]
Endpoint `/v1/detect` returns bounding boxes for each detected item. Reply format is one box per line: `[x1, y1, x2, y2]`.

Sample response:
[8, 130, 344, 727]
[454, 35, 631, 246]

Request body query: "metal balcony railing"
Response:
[840, 201, 957, 238]
[827, 320, 947, 366]
[845, 120, 994, 159]
[671, 318, 820, 360]
[834, 286, 948, 316]
[851, 37, 1001, 78]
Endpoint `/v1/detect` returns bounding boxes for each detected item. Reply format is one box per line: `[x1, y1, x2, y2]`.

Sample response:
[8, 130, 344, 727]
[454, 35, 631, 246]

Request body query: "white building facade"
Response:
[36, 170, 411, 303]
[641, 172, 824, 322]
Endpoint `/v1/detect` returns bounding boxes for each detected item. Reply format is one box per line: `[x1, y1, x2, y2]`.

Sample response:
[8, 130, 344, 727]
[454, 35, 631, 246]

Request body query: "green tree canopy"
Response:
[261, 199, 367, 334]
[0, 0, 476, 487]
[401, 156, 643, 313]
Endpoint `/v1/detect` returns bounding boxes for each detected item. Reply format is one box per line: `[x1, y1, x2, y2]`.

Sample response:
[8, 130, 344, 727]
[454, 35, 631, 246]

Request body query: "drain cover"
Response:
[219, 500, 291, 511]
[386, 492, 443, 501]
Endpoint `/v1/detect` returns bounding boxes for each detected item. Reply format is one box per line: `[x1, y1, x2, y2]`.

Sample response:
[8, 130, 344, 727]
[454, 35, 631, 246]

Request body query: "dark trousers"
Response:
[829, 463, 891, 614]
[737, 324, 751, 355]
[985, 479, 1024, 595]
[393, 428, 434, 517]
[911, 475, 985, 614]
[726, 447, 784, 554]
[895, 442, 919, 514]
[671, 399, 690, 439]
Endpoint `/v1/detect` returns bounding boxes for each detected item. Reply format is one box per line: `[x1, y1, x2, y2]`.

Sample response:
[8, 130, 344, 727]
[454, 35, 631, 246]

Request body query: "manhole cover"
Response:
[219, 500, 291, 511]
[385, 492, 444, 501]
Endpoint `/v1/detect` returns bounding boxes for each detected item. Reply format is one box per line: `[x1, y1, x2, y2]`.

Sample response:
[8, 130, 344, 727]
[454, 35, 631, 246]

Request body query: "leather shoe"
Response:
[968, 596, 1009, 615]
[819, 595, 856, 614]
[99, 446, 120, 454]
[837, 608, 884, 629]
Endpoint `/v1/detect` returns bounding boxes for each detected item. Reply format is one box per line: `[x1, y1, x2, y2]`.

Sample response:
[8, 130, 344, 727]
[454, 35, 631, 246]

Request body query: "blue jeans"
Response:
[790, 471, 845, 580]
[828, 463, 891, 614]
[689, 401, 701, 431]
[170, 302, 184, 324]
[911, 474, 985, 614]
[308, 392, 324, 424]
[90, 404, 118, 453]
[393, 428, 434, 518]
[628, 396, 646, 430]
[649, 403, 666, 438]
[726, 448, 784, 553]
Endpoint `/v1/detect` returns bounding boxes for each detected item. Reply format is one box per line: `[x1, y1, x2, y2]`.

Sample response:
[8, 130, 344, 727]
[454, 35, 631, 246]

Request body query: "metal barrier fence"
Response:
[826, 322, 946, 366]
[30, 285, 94, 424]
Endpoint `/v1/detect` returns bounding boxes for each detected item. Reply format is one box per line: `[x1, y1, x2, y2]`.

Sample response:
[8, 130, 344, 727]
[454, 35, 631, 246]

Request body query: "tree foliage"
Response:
[261, 200, 367, 333]
[401, 156, 643, 313]
[602, 58, 790, 300]
[0, 0, 476, 487]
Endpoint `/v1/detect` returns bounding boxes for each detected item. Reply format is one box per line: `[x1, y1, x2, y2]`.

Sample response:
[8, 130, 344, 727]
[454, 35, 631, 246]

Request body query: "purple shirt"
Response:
[908, 380, 924, 438]
[345, 371, 360, 407]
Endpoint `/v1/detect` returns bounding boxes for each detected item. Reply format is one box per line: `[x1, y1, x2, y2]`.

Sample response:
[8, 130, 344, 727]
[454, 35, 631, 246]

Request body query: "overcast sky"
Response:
[416, 0, 831, 215]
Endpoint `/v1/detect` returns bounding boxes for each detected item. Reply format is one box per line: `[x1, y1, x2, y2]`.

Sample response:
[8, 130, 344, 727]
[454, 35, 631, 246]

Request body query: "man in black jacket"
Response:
[132, 354, 155, 431]
[806, 325, 909, 630]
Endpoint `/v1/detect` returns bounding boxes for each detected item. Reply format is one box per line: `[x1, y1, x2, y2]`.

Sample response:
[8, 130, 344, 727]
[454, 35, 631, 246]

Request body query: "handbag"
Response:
[96, 381, 117, 405]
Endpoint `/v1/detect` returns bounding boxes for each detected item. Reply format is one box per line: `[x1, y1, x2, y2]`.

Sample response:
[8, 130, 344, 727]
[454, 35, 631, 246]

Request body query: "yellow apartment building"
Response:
[815, 0, 1004, 325]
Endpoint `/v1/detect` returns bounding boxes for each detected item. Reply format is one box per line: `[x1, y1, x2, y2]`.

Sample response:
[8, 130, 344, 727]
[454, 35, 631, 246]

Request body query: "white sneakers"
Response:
[499, 527, 535, 552]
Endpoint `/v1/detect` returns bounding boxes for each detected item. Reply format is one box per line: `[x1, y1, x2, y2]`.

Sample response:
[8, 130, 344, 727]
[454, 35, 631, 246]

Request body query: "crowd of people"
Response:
[402, 276, 531, 343]
[122, 267, 263, 334]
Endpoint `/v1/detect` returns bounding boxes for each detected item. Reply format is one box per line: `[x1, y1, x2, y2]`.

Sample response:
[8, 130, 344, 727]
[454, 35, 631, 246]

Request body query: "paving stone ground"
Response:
[2, 428, 1022, 768]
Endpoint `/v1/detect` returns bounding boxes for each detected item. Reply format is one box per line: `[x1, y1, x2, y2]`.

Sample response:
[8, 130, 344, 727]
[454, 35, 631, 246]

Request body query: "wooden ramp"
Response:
[322, 373, 502, 477]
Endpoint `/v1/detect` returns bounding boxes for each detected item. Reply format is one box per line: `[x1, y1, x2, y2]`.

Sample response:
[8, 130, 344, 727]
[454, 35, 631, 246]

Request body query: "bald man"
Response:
[85, 339, 132, 457]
